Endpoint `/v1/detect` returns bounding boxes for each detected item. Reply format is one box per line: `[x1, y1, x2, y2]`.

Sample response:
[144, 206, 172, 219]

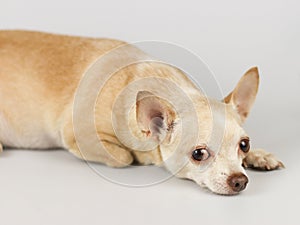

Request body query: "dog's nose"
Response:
[227, 173, 248, 192]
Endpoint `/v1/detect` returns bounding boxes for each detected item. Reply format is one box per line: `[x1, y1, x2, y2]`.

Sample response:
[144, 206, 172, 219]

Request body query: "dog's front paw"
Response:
[243, 149, 284, 171]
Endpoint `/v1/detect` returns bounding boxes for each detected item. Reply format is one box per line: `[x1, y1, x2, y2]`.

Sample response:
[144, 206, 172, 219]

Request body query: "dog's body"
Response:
[0, 30, 283, 194]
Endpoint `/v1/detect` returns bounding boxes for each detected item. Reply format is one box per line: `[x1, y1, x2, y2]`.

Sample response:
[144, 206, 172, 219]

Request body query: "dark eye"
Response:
[239, 138, 250, 153]
[192, 148, 210, 161]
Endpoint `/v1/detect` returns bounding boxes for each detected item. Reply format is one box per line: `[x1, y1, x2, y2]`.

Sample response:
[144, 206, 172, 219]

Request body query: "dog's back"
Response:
[0, 30, 125, 148]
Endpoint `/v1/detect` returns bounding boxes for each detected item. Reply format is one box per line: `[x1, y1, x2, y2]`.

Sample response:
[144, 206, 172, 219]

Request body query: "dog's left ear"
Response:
[223, 67, 259, 123]
[136, 91, 177, 144]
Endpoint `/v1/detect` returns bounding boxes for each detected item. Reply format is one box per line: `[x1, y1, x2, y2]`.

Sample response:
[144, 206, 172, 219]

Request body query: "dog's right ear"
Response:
[223, 67, 259, 123]
[136, 91, 177, 143]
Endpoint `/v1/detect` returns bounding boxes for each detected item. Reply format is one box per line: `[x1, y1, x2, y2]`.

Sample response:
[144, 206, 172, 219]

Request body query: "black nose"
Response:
[227, 173, 248, 192]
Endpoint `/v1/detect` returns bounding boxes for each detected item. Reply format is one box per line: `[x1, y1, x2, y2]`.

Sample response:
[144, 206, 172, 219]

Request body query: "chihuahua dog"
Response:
[0, 30, 283, 195]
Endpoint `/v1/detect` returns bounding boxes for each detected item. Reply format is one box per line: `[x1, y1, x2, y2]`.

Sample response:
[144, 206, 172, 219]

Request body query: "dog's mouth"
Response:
[207, 183, 242, 195]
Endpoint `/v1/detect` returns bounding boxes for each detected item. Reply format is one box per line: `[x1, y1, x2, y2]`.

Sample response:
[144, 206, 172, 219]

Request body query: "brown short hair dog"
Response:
[0, 30, 284, 195]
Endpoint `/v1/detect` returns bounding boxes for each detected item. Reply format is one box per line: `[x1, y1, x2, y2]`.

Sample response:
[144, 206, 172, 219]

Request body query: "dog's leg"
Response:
[243, 149, 284, 171]
[0, 143, 2, 153]
[98, 140, 134, 167]
[132, 149, 163, 166]
[62, 125, 133, 167]
[68, 140, 134, 168]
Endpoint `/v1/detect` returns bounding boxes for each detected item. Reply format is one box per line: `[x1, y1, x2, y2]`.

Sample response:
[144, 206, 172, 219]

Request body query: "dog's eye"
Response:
[239, 138, 250, 153]
[192, 148, 210, 161]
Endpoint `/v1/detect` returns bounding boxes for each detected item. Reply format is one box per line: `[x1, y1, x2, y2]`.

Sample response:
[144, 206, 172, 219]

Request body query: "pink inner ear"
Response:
[235, 83, 253, 110]
[148, 109, 164, 122]
[150, 116, 165, 134]
[136, 91, 176, 142]
[136, 95, 166, 135]
[145, 108, 165, 134]
[233, 70, 259, 120]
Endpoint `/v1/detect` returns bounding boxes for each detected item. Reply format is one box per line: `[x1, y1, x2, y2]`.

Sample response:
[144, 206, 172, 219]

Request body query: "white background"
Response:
[1, 0, 300, 224]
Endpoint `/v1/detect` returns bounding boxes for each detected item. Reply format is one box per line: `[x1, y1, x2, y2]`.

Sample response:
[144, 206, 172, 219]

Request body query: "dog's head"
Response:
[135, 67, 259, 195]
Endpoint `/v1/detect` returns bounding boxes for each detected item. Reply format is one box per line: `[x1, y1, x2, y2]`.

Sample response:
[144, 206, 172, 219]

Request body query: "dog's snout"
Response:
[227, 173, 248, 192]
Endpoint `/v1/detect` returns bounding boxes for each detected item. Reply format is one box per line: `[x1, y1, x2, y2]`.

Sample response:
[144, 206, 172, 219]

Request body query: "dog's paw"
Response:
[243, 149, 284, 171]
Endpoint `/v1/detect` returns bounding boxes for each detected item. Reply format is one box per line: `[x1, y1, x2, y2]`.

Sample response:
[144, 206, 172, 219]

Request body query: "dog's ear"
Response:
[223, 67, 259, 123]
[136, 91, 177, 143]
